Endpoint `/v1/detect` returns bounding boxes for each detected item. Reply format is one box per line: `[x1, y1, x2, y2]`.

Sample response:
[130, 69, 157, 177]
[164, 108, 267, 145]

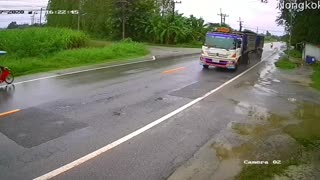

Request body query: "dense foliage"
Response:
[276, 0, 320, 45]
[0, 27, 88, 57]
[47, 0, 209, 44]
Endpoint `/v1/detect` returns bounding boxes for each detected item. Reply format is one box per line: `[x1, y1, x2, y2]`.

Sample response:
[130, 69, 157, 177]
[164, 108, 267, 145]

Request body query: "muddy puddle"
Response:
[213, 114, 290, 161]
[209, 100, 320, 180]
[284, 102, 320, 148]
[231, 114, 287, 137]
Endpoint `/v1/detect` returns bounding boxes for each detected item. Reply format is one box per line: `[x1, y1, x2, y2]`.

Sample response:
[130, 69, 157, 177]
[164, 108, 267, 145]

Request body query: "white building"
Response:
[302, 43, 320, 62]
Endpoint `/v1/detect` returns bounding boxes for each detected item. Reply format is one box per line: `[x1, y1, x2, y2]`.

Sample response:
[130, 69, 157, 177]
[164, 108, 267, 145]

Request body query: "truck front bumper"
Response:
[200, 55, 237, 69]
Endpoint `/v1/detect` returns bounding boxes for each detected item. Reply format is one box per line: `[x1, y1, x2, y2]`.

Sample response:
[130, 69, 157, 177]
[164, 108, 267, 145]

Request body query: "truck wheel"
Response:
[203, 65, 209, 69]
[238, 56, 242, 65]
[259, 51, 263, 59]
[244, 54, 250, 65]
[247, 57, 251, 65]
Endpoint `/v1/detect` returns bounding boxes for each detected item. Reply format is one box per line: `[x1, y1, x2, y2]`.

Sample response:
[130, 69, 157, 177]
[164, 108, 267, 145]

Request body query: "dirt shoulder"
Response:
[168, 51, 320, 180]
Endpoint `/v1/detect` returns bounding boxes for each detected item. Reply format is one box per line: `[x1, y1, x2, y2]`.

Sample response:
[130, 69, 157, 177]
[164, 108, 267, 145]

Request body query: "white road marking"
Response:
[34, 52, 277, 180]
[5, 54, 199, 87]
[3, 59, 155, 87]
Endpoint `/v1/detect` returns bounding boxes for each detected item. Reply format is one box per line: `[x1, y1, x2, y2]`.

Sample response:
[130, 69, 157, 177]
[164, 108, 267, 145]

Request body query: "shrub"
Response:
[1, 42, 149, 76]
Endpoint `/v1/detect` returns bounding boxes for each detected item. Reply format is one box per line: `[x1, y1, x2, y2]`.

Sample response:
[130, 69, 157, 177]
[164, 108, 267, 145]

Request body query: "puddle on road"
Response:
[234, 101, 270, 121]
[213, 113, 289, 160]
[212, 142, 254, 160]
[231, 114, 287, 137]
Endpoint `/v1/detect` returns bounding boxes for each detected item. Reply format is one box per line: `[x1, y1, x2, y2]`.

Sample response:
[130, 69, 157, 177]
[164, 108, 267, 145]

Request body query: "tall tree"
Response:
[47, 0, 210, 44]
[276, 0, 320, 45]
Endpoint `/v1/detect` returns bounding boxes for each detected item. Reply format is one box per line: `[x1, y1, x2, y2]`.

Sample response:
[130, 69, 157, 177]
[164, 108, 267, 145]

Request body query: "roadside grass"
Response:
[87, 40, 113, 48]
[0, 27, 88, 58]
[275, 57, 298, 69]
[311, 64, 320, 90]
[290, 49, 302, 59]
[283, 49, 302, 59]
[1, 42, 149, 77]
[235, 158, 301, 180]
[0, 28, 149, 77]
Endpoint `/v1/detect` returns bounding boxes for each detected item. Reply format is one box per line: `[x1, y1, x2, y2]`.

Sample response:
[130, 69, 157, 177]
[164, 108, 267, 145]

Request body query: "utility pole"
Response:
[118, 0, 128, 40]
[172, 1, 182, 22]
[77, 0, 82, 31]
[256, 26, 259, 33]
[31, 12, 36, 25]
[161, 0, 165, 16]
[222, 14, 228, 24]
[217, 8, 228, 25]
[40, 8, 43, 25]
[288, 0, 293, 60]
[237, 17, 243, 32]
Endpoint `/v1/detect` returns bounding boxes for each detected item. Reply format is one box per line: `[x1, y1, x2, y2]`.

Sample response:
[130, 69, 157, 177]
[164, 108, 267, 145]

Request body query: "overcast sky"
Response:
[0, 0, 47, 27]
[0, 0, 285, 35]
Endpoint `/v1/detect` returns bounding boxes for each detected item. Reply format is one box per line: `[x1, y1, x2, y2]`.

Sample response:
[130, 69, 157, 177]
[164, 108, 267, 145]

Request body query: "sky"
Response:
[176, 0, 285, 35]
[0, 0, 47, 27]
[0, 0, 285, 35]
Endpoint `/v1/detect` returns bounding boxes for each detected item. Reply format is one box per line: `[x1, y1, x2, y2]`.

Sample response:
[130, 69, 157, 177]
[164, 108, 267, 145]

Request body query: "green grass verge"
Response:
[0, 27, 88, 58]
[87, 40, 113, 48]
[275, 57, 298, 69]
[311, 64, 320, 90]
[1, 42, 149, 77]
[283, 49, 302, 59]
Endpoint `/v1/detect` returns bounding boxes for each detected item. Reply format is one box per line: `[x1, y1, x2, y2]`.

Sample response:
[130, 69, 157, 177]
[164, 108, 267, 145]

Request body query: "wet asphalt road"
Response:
[0, 44, 277, 180]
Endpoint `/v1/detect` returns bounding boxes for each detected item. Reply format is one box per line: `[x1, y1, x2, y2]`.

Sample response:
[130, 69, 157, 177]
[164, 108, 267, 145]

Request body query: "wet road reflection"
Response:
[0, 58, 194, 112]
[0, 85, 15, 103]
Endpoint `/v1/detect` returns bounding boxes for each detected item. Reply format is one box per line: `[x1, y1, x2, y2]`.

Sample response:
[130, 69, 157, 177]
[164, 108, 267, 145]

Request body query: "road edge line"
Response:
[11, 59, 156, 86]
[9, 53, 199, 87]
[33, 52, 276, 180]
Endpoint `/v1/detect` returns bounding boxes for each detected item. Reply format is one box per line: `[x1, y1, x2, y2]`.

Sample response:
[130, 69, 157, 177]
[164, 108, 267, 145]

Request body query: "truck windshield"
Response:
[205, 35, 236, 50]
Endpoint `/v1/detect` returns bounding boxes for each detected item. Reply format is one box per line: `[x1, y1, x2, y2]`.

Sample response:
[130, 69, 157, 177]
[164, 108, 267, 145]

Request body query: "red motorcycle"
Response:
[0, 67, 14, 84]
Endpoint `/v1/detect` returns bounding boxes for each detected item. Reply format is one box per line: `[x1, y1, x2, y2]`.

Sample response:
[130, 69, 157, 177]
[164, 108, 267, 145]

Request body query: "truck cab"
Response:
[200, 27, 263, 71]
[200, 30, 242, 70]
